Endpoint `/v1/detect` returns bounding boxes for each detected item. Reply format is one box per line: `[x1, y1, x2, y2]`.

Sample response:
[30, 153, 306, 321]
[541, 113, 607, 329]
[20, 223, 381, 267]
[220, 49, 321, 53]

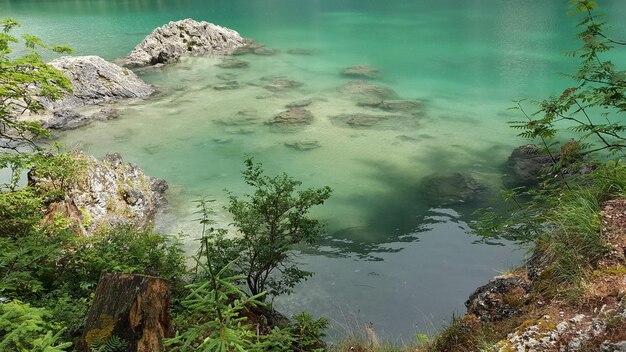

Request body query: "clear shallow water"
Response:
[3, 0, 626, 341]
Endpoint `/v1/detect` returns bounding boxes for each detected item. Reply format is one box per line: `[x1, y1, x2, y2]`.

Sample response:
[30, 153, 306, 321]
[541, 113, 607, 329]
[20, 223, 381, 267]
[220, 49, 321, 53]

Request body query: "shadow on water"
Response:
[306, 148, 507, 260]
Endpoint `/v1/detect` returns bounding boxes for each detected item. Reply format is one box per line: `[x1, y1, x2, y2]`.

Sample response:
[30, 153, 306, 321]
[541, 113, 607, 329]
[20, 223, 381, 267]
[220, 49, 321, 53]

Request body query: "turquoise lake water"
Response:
[3, 0, 626, 341]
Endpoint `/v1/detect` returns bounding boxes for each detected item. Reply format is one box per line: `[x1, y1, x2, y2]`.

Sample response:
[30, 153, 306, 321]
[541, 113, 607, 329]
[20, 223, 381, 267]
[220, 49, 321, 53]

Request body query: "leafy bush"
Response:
[290, 311, 328, 352]
[60, 225, 186, 296]
[165, 251, 268, 351]
[0, 226, 71, 299]
[0, 18, 72, 151]
[0, 300, 72, 352]
[208, 157, 332, 298]
[0, 187, 42, 239]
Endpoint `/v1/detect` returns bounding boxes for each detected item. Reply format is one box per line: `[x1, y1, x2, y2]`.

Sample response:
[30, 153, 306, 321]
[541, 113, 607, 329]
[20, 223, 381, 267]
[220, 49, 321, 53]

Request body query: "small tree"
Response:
[510, 0, 625, 160]
[0, 18, 72, 152]
[221, 157, 332, 298]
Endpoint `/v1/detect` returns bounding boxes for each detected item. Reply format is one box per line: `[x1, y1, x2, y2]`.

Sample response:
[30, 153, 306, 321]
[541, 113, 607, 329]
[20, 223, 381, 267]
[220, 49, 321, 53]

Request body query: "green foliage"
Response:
[0, 18, 73, 151]
[90, 335, 129, 352]
[0, 225, 71, 298]
[214, 157, 332, 298]
[0, 300, 72, 352]
[430, 314, 474, 352]
[192, 198, 239, 280]
[169, 201, 330, 351]
[510, 0, 626, 159]
[165, 258, 268, 352]
[0, 187, 42, 237]
[60, 225, 186, 296]
[28, 149, 87, 200]
[290, 311, 328, 352]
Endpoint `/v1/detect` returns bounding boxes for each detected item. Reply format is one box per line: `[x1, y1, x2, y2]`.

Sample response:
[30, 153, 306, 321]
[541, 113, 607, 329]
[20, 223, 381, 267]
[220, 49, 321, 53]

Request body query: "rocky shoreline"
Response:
[460, 198, 626, 351]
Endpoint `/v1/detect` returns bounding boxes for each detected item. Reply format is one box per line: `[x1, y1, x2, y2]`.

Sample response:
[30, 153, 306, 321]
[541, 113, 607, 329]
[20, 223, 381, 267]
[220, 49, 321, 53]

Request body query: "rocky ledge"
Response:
[30, 153, 167, 234]
[458, 199, 626, 351]
[30, 55, 154, 130]
[121, 18, 246, 67]
[43, 56, 154, 110]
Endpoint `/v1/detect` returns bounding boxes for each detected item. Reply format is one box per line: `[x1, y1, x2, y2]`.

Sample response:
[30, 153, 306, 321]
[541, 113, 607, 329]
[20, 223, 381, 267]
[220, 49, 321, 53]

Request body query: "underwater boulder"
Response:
[337, 80, 399, 105]
[378, 99, 424, 116]
[285, 140, 321, 151]
[286, 99, 313, 108]
[269, 108, 314, 126]
[263, 78, 303, 92]
[420, 172, 488, 205]
[341, 64, 381, 79]
[504, 144, 557, 187]
[217, 58, 250, 69]
[213, 80, 240, 90]
[286, 48, 318, 55]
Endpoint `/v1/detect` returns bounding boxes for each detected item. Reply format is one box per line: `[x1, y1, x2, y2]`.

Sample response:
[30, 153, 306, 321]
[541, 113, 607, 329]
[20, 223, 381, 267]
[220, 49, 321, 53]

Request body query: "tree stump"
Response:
[77, 273, 172, 352]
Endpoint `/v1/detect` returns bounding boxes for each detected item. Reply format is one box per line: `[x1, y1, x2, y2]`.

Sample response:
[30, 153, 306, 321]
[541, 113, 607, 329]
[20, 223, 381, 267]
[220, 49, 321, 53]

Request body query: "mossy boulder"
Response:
[30, 153, 167, 234]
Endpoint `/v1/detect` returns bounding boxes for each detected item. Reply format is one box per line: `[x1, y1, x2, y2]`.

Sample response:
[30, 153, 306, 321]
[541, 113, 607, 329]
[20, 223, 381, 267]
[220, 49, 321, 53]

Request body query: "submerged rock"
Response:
[30, 153, 168, 234]
[251, 46, 280, 56]
[465, 275, 530, 322]
[420, 172, 488, 205]
[341, 64, 381, 79]
[264, 78, 303, 92]
[43, 109, 91, 130]
[121, 18, 246, 67]
[504, 144, 556, 187]
[216, 72, 237, 80]
[504, 143, 596, 187]
[378, 100, 424, 115]
[215, 109, 261, 126]
[337, 80, 399, 104]
[330, 113, 384, 128]
[285, 140, 321, 151]
[269, 108, 314, 126]
[286, 48, 318, 55]
[329, 113, 407, 129]
[286, 99, 313, 108]
[92, 107, 121, 121]
[395, 135, 421, 142]
[231, 42, 258, 55]
[213, 80, 240, 90]
[217, 58, 250, 69]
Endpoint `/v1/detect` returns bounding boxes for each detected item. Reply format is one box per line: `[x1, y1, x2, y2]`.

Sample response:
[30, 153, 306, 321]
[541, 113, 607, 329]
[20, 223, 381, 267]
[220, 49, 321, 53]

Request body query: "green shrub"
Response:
[0, 300, 72, 352]
[0, 187, 42, 238]
[206, 157, 332, 298]
[59, 225, 186, 297]
[290, 311, 329, 352]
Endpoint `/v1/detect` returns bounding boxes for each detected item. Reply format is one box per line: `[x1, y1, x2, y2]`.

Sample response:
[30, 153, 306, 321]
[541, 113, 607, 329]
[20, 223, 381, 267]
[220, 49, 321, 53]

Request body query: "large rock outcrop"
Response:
[32, 56, 154, 130]
[30, 153, 167, 234]
[121, 19, 246, 67]
[42, 56, 154, 111]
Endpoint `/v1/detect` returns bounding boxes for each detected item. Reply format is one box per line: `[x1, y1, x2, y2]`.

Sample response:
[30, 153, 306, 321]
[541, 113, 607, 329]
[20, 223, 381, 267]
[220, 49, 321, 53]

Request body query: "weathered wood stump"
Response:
[77, 273, 172, 352]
